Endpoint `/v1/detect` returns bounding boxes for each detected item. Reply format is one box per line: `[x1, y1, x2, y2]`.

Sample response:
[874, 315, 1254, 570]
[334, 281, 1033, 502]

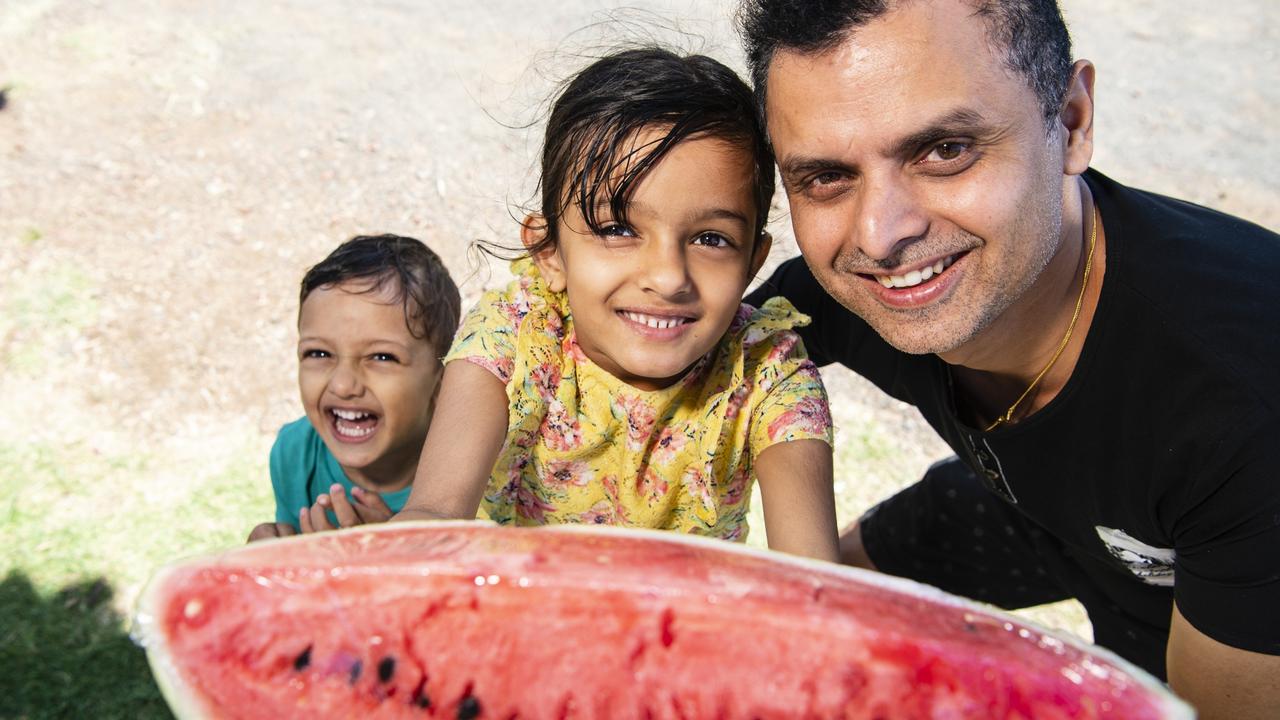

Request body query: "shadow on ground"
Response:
[0, 572, 172, 719]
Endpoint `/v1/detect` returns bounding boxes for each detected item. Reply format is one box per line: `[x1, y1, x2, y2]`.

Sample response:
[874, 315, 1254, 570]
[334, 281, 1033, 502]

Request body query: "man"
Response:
[738, 0, 1279, 716]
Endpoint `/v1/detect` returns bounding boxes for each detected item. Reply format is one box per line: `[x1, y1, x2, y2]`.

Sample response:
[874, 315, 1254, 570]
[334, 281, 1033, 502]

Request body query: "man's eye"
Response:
[925, 141, 971, 162]
[813, 171, 845, 186]
[692, 232, 730, 249]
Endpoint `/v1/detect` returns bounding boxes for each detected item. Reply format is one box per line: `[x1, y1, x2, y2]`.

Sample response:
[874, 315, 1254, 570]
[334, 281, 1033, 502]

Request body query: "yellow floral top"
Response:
[445, 259, 832, 541]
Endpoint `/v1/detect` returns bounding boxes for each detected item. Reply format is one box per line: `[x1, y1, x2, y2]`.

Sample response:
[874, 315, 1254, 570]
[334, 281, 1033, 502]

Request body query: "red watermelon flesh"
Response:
[134, 522, 1191, 719]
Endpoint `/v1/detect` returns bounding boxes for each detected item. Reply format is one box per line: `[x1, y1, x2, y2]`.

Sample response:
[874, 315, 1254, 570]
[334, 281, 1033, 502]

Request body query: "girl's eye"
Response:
[598, 223, 635, 238]
[923, 141, 971, 163]
[371, 353, 399, 363]
[301, 349, 330, 359]
[692, 232, 731, 249]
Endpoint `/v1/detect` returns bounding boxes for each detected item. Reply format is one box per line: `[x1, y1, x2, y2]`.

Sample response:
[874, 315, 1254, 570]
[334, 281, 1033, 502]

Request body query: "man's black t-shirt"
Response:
[748, 169, 1280, 657]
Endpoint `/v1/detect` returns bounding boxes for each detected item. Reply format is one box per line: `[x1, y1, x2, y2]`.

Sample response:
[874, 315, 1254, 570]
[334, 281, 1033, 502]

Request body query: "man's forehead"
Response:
[763, 1, 1035, 154]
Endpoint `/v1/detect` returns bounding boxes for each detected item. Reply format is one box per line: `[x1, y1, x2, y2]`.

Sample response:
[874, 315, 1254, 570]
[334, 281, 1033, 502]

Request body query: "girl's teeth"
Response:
[624, 311, 686, 330]
[333, 409, 370, 420]
[879, 256, 954, 289]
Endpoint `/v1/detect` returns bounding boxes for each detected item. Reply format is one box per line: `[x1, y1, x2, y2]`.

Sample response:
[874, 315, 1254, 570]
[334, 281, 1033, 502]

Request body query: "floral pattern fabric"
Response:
[445, 259, 832, 541]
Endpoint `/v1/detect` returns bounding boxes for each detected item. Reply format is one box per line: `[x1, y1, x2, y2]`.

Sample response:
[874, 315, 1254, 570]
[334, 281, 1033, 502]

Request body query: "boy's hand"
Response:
[299, 484, 394, 533]
[246, 522, 298, 543]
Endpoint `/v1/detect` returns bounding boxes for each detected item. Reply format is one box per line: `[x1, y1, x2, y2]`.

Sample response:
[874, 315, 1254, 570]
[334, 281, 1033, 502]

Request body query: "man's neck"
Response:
[945, 181, 1106, 427]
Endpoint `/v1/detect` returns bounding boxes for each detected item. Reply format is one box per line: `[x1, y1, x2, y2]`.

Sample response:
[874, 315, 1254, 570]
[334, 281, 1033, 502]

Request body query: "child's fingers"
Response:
[299, 506, 314, 534]
[327, 484, 361, 527]
[304, 498, 336, 533]
[349, 486, 393, 523]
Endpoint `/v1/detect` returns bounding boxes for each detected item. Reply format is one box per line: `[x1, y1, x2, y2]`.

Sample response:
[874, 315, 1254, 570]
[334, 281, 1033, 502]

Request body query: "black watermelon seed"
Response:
[457, 695, 481, 719]
[378, 656, 396, 683]
[412, 679, 431, 709]
[348, 660, 363, 685]
[293, 645, 312, 671]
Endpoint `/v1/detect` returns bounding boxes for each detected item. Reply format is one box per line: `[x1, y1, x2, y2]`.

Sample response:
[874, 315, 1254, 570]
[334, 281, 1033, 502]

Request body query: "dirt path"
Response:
[2, 0, 1276, 641]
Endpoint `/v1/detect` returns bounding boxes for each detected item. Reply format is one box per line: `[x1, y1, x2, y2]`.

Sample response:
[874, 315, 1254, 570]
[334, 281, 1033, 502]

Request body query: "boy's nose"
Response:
[328, 363, 365, 398]
[639, 241, 694, 298]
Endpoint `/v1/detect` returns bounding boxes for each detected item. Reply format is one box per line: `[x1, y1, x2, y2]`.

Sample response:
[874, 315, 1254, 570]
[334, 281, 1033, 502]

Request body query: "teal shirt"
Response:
[269, 417, 413, 530]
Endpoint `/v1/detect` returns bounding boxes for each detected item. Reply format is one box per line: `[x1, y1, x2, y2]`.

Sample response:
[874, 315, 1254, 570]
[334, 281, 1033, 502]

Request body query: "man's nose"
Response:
[639, 240, 694, 298]
[854, 174, 930, 262]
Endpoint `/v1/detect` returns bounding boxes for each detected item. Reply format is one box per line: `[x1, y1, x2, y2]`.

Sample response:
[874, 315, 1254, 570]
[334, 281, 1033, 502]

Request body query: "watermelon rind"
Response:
[134, 520, 1195, 720]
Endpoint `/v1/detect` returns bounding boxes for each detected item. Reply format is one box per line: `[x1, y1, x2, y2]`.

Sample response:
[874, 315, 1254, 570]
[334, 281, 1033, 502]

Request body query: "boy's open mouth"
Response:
[329, 408, 379, 441]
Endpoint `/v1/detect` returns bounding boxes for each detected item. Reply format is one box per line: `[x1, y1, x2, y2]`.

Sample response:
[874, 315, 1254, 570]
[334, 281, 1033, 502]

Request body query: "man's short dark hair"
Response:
[300, 234, 461, 358]
[736, 0, 1074, 129]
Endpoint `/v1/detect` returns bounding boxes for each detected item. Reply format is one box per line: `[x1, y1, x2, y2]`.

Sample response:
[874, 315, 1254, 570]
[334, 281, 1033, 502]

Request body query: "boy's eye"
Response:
[371, 353, 399, 363]
[691, 232, 731, 249]
[301, 349, 330, 359]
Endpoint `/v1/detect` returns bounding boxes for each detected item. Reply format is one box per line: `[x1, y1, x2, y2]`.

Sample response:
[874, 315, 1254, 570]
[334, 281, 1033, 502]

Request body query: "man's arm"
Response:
[1167, 603, 1280, 719]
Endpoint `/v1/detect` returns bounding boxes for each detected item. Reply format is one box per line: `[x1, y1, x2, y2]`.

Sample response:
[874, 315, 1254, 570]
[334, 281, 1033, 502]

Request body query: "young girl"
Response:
[396, 48, 839, 560]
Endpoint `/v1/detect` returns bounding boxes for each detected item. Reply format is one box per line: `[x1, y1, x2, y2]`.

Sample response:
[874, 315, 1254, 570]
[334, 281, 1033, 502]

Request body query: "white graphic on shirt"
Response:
[1095, 526, 1175, 587]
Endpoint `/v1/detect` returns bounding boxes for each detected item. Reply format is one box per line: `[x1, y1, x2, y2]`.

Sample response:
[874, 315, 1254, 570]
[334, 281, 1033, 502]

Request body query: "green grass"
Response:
[0, 435, 273, 719]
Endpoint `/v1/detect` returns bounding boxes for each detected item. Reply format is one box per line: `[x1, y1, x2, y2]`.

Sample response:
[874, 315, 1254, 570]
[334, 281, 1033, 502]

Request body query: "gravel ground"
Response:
[2, 0, 1276, 641]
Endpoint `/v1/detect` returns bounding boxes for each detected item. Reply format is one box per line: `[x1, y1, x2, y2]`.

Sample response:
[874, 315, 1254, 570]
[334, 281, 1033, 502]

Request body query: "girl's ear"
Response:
[748, 230, 773, 279]
[522, 213, 566, 293]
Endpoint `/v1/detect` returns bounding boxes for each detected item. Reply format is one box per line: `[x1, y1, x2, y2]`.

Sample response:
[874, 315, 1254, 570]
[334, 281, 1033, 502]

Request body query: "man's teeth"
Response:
[877, 257, 954, 289]
[333, 409, 371, 421]
[623, 311, 687, 330]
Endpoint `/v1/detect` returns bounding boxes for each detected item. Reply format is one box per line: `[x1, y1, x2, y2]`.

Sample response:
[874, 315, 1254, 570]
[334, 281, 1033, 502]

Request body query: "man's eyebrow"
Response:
[778, 156, 850, 182]
[888, 108, 990, 159]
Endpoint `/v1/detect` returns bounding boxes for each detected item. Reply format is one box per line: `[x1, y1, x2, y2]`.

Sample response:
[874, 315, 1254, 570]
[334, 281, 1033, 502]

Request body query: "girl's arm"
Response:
[393, 360, 508, 522]
[754, 438, 840, 562]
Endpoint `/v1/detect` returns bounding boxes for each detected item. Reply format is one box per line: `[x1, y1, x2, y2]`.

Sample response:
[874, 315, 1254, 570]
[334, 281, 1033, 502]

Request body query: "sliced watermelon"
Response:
[134, 522, 1191, 719]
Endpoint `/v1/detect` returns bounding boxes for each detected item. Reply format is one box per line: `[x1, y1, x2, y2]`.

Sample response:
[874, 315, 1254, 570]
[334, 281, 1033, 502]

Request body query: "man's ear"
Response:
[1059, 59, 1096, 176]
[521, 213, 566, 293]
[748, 230, 773, 279]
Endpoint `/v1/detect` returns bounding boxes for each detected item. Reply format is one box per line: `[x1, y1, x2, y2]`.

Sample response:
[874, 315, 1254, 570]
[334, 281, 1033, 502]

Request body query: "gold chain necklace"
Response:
[984, 204, 1099, 431]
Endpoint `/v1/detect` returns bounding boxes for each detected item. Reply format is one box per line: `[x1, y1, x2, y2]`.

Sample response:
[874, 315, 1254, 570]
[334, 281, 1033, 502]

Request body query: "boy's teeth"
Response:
[877, 257, 953, 289]
[623, 311, 687, 330]
[333, 409, 371, 420]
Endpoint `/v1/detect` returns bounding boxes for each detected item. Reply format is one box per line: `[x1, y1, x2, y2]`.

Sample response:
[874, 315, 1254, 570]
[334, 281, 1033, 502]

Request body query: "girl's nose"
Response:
[639, 241, 694, 298]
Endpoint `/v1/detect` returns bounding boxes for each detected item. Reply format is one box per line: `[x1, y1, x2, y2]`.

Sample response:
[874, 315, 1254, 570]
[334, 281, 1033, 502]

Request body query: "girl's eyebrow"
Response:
[626, 199, 751, 225]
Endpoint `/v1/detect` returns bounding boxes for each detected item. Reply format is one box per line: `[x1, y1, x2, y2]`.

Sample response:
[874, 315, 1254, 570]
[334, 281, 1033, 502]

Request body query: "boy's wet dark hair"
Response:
[523, 47, 775, 258]
[737, 0, 1073, 128]
[300, 234, 461, 357]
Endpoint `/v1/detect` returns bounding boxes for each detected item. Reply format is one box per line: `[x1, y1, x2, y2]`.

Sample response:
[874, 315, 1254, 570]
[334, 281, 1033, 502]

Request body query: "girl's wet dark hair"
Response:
[519, 47, 775, 258]
[300, 234, 461, 357]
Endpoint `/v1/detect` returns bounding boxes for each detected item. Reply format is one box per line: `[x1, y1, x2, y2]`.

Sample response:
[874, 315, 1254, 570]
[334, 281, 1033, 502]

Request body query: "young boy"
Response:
[248, 234, 461, 542]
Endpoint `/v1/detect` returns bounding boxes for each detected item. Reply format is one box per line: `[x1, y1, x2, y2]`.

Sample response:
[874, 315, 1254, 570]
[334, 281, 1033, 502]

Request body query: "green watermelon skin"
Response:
[135, 522, 1191, 719]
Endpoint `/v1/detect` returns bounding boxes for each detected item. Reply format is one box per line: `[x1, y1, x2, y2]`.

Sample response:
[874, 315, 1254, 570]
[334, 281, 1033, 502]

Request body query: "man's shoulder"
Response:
[1091, 169, 1280, 411]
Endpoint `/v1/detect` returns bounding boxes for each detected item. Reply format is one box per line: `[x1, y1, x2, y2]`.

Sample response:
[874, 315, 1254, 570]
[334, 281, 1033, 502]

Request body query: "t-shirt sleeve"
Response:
[269, 418, 312, 529]
[1171, 420, 1280, 655]
[747, 330, 834, 456]
[443, 286, 523, 384]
